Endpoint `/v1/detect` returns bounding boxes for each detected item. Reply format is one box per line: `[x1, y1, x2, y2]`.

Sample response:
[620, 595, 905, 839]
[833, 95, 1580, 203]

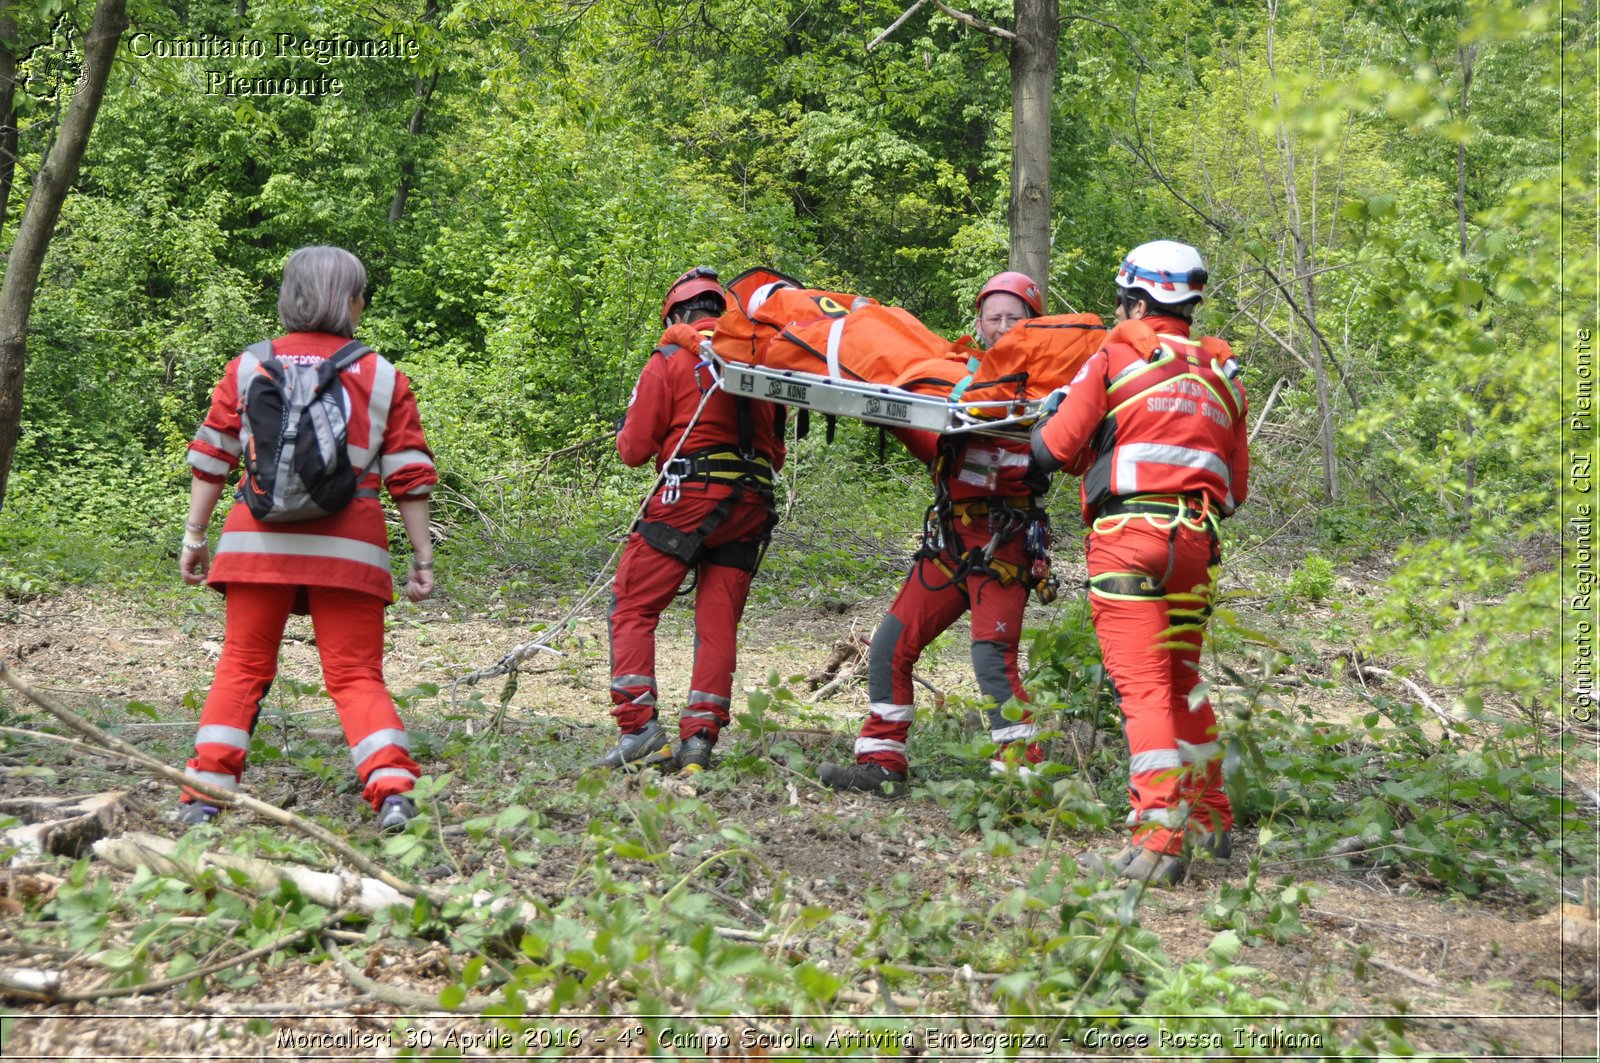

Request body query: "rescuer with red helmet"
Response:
[597, 267, 786, 774]
[818, 270, 1053, 797]
[1031, 240, 1249, 885]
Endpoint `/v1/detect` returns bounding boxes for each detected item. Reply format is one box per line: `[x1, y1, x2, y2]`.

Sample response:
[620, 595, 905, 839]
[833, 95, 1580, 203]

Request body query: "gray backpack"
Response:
[236, 339, 373, 522]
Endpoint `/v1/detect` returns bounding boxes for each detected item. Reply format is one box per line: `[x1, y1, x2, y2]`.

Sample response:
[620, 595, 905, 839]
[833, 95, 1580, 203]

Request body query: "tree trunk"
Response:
[1265, 0, 1335, 501]
[0, 3, 17, 232]
[388, 0, 440, 223]
[1456, 43, 1478, 531]
[1008, 0, 1056, 304]
[388, 72, 438, 223]
[0, 0, 128, 510]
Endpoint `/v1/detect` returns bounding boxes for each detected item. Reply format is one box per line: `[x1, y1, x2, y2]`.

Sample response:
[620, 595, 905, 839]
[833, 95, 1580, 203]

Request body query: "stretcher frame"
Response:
[706, 349, 1040, 437]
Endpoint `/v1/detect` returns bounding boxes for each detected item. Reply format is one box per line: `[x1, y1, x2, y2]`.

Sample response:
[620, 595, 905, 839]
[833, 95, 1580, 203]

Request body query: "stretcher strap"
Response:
[826, 317, 847, 379]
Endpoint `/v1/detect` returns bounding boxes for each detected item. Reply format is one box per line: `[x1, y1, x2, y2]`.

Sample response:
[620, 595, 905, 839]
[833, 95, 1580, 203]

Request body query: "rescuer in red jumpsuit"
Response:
[819, 271, 1053, 796]
[1031, 241, 1249, 885]
[596, 267, 786, 774]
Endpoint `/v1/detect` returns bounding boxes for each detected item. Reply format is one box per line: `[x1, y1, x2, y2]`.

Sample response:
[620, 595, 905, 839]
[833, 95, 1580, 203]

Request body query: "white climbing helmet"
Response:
[1115, 240, 1208, 304]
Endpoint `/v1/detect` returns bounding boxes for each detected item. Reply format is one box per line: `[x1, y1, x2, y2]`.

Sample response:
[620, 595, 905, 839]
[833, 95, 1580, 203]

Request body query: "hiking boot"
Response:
[818, 761, 908, 798]
[1080, 845, 1188, 887]
[175, 801, 218, 827]
[377, 794, 417, 832]
[1193, 827, 1233, 860]
[676, 733, 714, 774]
[589, 720, 674, 771]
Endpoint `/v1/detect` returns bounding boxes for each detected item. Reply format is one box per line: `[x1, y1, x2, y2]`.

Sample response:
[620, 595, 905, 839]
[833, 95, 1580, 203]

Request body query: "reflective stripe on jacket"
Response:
[1032, 315, 1249, 522]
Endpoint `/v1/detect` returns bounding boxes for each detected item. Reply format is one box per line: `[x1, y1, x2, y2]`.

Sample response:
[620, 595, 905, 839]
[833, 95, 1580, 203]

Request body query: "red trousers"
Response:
[1087, 516, 1230, 855]
[609, 490, 771, 741]
[856, 519, 1035, 774]
[184, 584, 421, 809]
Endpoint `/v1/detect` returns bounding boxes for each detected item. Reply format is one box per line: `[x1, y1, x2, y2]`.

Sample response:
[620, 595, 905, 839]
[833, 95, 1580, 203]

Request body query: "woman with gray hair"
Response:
[175, 246, 439, 831]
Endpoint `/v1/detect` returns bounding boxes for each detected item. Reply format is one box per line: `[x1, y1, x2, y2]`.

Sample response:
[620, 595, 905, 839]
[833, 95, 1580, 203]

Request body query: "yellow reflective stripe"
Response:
[1106, 353, 1175, 397]
[1108, 371, 1236, 422]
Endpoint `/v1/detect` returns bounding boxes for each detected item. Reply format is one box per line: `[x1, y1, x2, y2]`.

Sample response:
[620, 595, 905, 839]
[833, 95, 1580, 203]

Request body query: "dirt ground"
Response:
[1, 585, 1596, 1060]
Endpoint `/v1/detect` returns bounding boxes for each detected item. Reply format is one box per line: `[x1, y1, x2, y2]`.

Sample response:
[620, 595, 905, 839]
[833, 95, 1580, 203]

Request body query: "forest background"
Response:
[0, 0, 1596, 1054]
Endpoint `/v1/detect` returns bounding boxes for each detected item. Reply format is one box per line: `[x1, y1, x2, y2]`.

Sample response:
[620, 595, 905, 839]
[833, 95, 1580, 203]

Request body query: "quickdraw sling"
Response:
[633, 361, 780, 575]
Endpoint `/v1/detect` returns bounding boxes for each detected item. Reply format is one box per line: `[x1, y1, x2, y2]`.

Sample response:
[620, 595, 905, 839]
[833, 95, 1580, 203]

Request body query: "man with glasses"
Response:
[818, 271, 1052, 796]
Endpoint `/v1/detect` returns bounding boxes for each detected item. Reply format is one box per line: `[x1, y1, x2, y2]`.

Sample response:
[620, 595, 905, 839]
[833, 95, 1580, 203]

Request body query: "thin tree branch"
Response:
[1235, 307, 1314, 374]
[1059, 13, 1147, 68]
[1249, 377, 1288, 445]
[868, 0, 927, 50]
[929, 0, 1015, 41]
[0, 662, 437, 903]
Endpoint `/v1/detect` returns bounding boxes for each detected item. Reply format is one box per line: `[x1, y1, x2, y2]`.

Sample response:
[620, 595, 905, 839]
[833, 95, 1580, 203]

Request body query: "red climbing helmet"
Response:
[661, 266, 727, 326]
[976, 271, 1044, 316]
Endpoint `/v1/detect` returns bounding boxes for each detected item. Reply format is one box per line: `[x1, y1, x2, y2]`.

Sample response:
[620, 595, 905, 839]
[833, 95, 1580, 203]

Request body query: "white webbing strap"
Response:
[825, 317, 847, 379]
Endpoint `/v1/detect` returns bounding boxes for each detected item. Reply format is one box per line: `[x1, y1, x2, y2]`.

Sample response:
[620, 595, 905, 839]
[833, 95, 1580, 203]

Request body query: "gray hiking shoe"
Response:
[676, 733, 714, 774]
[377, 795, 417, 832]
[175, 801, 219, 827]
[1080, 845, 1188, 887]
[589, 720, 675, 771]
[818, 761, 908, 798]
[1194, 828, 1233, 860]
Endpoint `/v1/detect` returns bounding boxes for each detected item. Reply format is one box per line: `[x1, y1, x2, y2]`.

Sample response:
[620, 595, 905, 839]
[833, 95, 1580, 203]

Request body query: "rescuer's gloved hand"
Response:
[1040, 386, 1069, 415]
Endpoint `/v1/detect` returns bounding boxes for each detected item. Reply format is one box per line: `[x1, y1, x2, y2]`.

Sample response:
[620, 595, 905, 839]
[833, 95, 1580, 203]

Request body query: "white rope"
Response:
[451, 363, 727, 695]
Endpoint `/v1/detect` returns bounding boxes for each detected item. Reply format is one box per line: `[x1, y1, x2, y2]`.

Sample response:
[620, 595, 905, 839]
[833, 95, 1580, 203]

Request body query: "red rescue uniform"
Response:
[610, 321, 786, 742]
[184, 332, 438, 808]
[1032, 315, 1248, 854]
[853, 429, 1049, 775]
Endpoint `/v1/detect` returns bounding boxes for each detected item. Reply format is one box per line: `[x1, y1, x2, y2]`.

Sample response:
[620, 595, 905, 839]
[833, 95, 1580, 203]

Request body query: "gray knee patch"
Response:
[869, 615, 906, 702]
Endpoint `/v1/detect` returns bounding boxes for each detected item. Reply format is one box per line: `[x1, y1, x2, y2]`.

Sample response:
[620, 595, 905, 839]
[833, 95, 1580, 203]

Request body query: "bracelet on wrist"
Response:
[412, 558, 435, 571]
[185, 520, 208, 533]
[182, 537, 207, 551]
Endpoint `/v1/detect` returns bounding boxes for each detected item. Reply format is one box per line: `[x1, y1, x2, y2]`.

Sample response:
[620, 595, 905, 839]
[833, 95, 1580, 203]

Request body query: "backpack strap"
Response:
[319, 340, 373, 385]
[316, 341, 378, 491]
[239, 340, 275, 382]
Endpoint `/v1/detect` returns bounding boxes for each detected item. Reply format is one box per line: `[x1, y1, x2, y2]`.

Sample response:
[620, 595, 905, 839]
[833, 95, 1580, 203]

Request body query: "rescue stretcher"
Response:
[705, 348, 1041, 437]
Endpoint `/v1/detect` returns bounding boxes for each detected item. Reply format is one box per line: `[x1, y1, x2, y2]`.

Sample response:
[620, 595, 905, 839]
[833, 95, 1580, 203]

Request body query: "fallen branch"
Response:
[1354, 666, 1459, 730]
[0, 965, 60, 997]
[0, 663, 433, 902]
[50, 907, 351, 1004]
[96, 832, 546, 930]
[96, 833, 407, 916]
[1366, 954, 1440, 988]
[325, 939, 532, 1013]
[836, 984, 922, 1009]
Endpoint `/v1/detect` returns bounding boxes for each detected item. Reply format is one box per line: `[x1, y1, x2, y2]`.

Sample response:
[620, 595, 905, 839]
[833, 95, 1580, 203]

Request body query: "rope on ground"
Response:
[450, 370, 726, 696]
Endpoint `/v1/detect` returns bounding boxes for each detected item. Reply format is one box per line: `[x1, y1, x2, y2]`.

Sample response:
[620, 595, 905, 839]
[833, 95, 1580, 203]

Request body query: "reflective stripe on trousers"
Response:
[184, 583, 420, 809]
[854, 521, 1033, 774]
[1087, 520, 1229, 854]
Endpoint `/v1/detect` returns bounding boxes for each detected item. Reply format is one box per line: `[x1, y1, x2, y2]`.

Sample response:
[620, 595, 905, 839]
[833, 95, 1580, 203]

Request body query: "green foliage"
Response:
[1286, 554, 1335, 603]
[0, 0, 1581, 1049]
